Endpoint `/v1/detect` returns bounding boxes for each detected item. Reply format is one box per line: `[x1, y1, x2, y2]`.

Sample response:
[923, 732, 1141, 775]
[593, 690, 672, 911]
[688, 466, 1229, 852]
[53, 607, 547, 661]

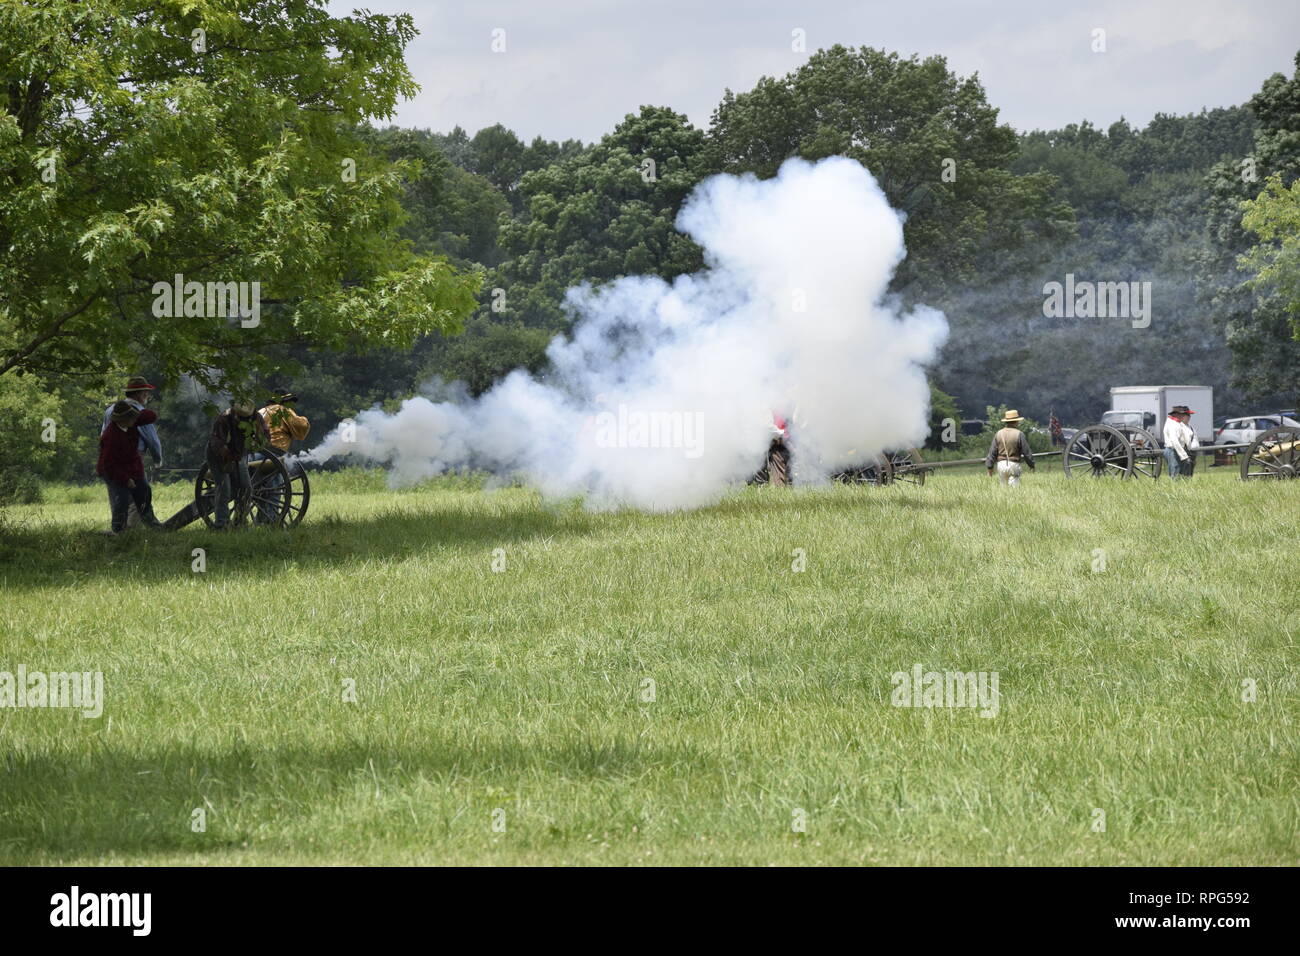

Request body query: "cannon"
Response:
[162, 451, 310, 530]
[1240, 425, 1300, 480]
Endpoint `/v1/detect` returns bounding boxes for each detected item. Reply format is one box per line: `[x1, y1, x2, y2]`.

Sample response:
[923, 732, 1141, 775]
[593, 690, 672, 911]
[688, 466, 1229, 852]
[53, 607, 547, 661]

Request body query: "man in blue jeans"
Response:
[206, 401, 269, 529]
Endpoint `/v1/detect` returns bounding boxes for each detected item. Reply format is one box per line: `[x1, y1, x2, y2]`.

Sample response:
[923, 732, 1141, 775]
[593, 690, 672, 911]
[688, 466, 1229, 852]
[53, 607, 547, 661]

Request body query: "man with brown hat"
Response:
[102, 376, 163, 466]
[985, 409, 1036, 486]
[96, 401, 164, 532]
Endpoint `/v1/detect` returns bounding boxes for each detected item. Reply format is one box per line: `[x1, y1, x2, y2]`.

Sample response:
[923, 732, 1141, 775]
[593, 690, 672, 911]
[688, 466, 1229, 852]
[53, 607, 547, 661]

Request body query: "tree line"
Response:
[2, 3, 1297, 499]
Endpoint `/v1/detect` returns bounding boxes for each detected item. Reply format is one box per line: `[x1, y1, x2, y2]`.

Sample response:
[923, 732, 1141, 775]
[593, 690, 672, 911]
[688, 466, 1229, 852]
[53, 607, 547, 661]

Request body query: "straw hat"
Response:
[1001, 410, 1025, 423]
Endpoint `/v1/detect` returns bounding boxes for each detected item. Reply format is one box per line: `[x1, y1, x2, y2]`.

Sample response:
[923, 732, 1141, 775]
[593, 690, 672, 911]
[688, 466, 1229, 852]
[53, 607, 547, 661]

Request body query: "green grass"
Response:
[0, 465, 1295, 865]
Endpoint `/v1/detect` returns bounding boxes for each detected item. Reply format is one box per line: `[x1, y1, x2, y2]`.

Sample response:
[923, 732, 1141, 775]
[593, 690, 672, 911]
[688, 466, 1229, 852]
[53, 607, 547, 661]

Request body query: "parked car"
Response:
[1214, 415, 1300, 446]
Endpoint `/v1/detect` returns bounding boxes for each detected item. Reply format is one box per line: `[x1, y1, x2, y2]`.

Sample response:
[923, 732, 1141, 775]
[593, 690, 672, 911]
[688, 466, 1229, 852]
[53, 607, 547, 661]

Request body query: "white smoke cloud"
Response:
[305, 156, 949, 510]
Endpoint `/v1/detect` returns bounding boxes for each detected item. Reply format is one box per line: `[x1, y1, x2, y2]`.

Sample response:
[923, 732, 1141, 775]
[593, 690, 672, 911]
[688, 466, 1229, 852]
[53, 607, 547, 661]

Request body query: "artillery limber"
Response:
[161, 451, 311, 530]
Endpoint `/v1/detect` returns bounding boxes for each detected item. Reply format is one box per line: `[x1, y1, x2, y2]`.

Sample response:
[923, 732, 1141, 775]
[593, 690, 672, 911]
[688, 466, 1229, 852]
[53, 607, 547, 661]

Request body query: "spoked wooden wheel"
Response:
[833, 454, 893, 486]
[1064, 424, 1134, 479]
[1241, 426, 1300, 480]
[195, 463, 222, 528]
[247, 452, 310, 527]
[887, 448, 927, 486]
[278, 454, 310, 526]
[196, 454, 308, 528]
[1117, 426, 1163, 480]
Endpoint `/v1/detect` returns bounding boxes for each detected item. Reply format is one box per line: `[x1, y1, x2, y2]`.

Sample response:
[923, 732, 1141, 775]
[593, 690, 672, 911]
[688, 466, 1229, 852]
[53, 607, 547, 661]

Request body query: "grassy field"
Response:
[0, 464, 1295, 866]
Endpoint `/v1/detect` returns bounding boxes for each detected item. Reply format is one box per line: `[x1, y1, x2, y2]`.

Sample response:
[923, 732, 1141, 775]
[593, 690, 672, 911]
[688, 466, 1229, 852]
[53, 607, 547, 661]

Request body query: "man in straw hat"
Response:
[207, 399, 270, 529]
[96, 401, 164, 532]
[985, 409, 1036, 487]
[1162, 404, 1199, 479]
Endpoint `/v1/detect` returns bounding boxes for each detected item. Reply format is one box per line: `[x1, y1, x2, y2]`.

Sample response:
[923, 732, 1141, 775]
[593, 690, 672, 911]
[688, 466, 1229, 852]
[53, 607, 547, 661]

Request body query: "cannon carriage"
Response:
[161, 450, 311, 530]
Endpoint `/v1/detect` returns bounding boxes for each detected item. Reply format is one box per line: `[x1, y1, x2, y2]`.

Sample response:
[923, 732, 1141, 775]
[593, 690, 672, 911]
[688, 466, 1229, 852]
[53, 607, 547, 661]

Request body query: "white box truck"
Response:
[1104, 386, 1215, 443]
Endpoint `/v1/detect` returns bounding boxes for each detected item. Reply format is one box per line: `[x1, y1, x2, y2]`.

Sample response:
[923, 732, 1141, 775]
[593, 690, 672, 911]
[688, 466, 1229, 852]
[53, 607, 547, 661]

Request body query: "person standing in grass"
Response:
[96, 401, 164, 533]
[985, 409, 1036, 486]
[101, 376, 162, 526]
[1162, 405, 1199, 479]
[207, 400, 270, 530]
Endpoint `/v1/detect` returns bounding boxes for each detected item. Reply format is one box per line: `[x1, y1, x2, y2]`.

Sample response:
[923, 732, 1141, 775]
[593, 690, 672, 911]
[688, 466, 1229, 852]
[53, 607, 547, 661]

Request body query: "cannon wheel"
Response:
[888, 448, 927, 486]
[833, 454, 893, 486]
[1240, 426, 1300, 480]
[1064, 424, 1135, 479]
[1116, 426, 1163, 480]
[196, 453, 310, 528]
[262, 453, 310, 527]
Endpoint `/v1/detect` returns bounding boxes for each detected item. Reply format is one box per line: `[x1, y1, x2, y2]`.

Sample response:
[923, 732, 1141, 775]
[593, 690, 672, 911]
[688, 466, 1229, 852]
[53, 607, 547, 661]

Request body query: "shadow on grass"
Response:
[1, 482, 957, 589]
[0, 734, 702, 861]
[0, 505, 601, 590]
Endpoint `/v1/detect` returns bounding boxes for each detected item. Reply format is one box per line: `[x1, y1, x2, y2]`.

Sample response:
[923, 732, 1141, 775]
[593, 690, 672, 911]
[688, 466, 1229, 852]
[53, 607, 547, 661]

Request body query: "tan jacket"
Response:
[985, 427, 1034, 468]
[260, 404, 310, 452]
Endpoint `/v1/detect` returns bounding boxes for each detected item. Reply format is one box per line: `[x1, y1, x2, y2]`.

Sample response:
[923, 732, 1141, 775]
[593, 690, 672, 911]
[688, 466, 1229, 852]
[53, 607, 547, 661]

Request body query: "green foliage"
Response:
[493, 105, 716, 330]
[426, 318, 554, 397]
[708, 44, 1074, 294]
[1240, 174, 1300, 350]
[938, 105, 1262, 426]
[0, 373, 60, 502]
[924, 383, 960, 450]
[0, 0, 480, 392]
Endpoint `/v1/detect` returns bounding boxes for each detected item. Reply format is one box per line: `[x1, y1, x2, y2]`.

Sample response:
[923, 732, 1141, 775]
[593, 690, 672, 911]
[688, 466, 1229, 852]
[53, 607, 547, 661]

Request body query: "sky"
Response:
[327, 0, 1300, 144]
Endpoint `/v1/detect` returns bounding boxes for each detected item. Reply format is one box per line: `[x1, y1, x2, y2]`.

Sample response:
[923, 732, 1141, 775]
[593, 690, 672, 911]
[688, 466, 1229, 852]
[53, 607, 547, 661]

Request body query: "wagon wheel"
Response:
[195, 461, 254, 529]
[1116, 426, 1163, 480]
[247, 452, 310, 526]
[1240, 426, 1300, 480]
[278, 454, 310, 526]
[833, 454, 893, 486]
[888, 448, 927, 486]
[1063, 424, 1134, 479]
[195, 463, 219, 528]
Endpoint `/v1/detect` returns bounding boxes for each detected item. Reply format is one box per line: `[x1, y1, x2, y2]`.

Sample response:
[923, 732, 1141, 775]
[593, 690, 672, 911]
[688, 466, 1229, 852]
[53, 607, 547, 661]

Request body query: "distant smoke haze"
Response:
[306, 157, 949, 510]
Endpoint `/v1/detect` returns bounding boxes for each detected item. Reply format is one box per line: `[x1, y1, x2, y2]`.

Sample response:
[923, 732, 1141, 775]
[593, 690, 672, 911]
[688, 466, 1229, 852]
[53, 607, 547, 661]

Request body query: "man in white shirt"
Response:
[1162, 405, 1199, 479]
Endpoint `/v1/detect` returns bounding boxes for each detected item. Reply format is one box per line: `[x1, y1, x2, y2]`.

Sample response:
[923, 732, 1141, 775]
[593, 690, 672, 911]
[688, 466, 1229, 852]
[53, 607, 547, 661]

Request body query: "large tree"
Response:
[707, 45, 1072, 295]
[0, 0, 480, 392]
